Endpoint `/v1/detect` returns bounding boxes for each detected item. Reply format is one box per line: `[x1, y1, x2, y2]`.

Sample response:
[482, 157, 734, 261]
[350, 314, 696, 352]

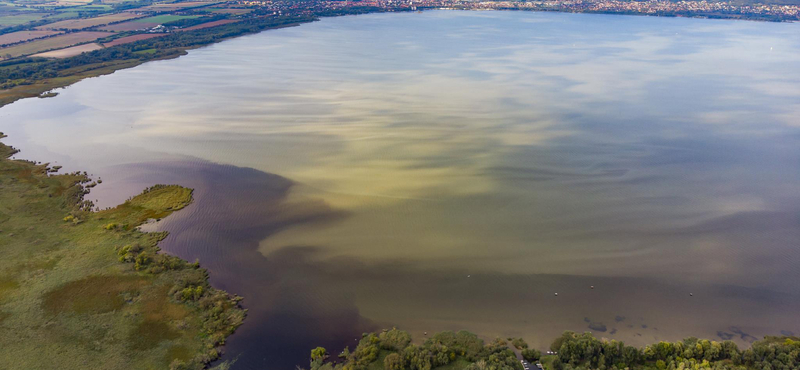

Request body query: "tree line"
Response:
[308, 329, 523, 370]
[550, 331, 800, 370]
[306, 330, 800, 370]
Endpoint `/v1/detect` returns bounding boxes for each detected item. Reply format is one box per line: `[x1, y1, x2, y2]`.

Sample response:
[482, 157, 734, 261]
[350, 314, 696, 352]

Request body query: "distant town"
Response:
[240, 0, 800, 22]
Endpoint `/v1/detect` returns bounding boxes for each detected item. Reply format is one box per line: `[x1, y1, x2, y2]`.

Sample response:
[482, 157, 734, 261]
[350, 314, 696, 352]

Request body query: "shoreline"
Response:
[0, 133, 246, 369]
[0, 18, 315, 108]
[1, 5, 797, 109]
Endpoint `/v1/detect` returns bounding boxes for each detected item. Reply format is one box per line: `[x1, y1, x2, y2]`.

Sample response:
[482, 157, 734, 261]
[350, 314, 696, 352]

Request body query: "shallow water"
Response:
[2, 10, 800, 369]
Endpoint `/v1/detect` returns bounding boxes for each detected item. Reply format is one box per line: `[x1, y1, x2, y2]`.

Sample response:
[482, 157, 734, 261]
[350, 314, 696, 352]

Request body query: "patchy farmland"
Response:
[98, 19, 159, 32]
[32, 42, 102, 58]
[102, 33, 164, 47]
[0, 30, 61, 46]
[36, 12, 141, 30]
[0, 31, 110, 59]
[176, 19, 237, 31]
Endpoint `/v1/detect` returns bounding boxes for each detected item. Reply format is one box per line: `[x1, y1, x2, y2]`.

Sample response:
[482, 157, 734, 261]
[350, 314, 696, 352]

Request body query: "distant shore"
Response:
[1, 1, 797, 109]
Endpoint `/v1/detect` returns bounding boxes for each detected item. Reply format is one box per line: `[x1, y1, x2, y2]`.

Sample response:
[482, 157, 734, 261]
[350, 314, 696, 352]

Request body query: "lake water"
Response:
[2, 10, 800, 369]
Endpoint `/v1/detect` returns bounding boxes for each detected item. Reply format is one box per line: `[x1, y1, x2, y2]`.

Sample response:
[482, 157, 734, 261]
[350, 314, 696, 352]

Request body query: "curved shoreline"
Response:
[0, 133, 245, 369]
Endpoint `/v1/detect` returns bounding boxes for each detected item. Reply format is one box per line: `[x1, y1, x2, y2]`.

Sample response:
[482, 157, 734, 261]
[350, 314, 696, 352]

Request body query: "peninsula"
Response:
[0, 133, 245, 370]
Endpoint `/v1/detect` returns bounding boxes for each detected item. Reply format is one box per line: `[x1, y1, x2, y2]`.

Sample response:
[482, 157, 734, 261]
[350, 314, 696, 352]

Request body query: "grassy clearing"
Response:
[0, 134, 245, 370]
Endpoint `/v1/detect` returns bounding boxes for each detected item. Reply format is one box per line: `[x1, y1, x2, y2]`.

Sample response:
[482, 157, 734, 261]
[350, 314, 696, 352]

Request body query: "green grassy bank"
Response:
[0, 133, 245, 370]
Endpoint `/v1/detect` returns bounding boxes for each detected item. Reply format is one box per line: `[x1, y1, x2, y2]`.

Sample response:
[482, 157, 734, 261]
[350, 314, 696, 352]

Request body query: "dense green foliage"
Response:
[521, 348, 541, 363]
[308, 329, 523, 370]
[549, 331, 800, 370]
[307, 330, 800, 370]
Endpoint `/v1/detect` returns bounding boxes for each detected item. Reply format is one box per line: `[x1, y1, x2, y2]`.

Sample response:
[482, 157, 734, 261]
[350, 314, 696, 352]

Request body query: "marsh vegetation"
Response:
[0, 133, 244, 369]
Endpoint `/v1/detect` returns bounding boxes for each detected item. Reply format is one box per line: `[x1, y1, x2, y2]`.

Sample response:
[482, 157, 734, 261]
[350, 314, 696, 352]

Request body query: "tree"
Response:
[522, 348, 541, 362]
[311, 347, 327, 361]
[512, 338, 529, 349]
[384, 353, 403, 370]
[380, 328, 412, 351]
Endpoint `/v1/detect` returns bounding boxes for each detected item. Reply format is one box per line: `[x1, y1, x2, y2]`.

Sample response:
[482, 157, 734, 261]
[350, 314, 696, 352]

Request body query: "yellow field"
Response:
[32, 42, 102, 58]
[0, 31, 110, 59]
[37, 12, 140, 30]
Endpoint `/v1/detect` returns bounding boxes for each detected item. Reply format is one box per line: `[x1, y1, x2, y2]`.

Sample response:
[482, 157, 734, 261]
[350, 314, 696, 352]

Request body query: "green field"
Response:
[0, 134, 244, 369]
[0, 12, 48, 27]
[134, 14, 200, 24]
[74, 4, 112, 11]
[43, 11, 80, 20]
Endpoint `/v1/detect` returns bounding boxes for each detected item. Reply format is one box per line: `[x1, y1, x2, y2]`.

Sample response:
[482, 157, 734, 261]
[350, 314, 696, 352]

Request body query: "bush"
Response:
[521, 348, 541, 362]
[511, 338, 528, 349]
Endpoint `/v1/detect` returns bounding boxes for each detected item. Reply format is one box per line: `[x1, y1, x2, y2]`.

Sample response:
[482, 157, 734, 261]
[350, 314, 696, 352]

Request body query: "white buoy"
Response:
[690, 293, 693, 297]
[554, 293, 558, 296]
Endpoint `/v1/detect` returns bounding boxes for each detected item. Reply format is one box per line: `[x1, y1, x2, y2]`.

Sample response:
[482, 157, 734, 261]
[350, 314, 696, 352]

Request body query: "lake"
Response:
[2, 10, 799, 369]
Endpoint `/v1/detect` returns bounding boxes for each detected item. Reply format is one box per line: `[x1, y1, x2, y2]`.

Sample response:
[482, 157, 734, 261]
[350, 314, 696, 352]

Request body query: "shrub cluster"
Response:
[550, 331, 800, 370]
[307, 329, 522, 370]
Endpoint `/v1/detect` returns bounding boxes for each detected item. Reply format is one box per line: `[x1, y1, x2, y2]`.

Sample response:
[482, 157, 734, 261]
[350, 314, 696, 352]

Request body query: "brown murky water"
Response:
[2, 10, 799, 369]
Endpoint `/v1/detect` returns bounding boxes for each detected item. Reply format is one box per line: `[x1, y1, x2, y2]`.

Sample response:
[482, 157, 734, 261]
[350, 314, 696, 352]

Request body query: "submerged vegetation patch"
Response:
[0, 133, 244, 370]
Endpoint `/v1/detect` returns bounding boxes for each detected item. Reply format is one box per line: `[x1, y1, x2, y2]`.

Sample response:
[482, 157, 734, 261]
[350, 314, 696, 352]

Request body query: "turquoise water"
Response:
[2, 10, 800, 369]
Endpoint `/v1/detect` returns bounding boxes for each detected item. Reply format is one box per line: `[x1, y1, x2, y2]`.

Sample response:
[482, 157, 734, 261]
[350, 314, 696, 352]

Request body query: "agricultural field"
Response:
[0, 12, 49, 27]
[134, 14, 200, 24]
[37, 12, 141, 30]
[204, 7, 254, 14]
[176, 18, 237, 31]
[38, 0, 93, 6]
[140, 0, 223, 11]
[43, 10, 80, 19]
[73, 4, 112, 11]
[32, 42, 101, 57]
[98, 19, 157, 31]
[0, 31, 110, 59]
[102, 33, 164, 47]
[0, 29, 61, 46]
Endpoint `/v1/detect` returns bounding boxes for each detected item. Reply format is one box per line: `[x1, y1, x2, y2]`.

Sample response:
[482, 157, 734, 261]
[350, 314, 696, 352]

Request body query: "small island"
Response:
[0, 133, 244, 370]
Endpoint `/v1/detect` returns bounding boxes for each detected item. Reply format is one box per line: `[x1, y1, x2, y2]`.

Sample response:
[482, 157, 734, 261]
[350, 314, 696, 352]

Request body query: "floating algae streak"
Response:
[2, 10, 800, 370]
